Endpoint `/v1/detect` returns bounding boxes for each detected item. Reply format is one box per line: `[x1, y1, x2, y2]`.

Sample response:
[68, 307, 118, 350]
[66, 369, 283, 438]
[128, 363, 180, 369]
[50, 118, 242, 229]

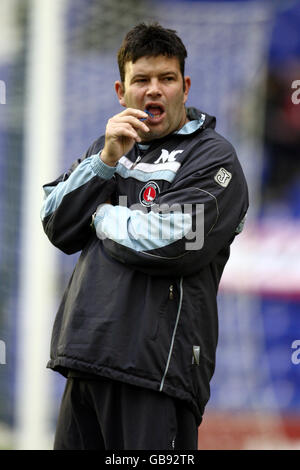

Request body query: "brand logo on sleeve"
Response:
[139, 181, 160, 207]
[214, 167, 232, 188]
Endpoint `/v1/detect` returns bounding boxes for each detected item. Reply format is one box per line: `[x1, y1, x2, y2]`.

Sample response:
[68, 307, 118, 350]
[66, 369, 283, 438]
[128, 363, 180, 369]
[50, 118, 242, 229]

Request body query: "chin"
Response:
[146, 127, 169, 141]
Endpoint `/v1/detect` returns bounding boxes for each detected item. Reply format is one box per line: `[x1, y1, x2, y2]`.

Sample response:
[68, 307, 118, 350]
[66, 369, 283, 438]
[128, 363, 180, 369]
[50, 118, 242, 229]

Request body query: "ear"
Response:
[183, 76, 191, 104]
[115, 81, 126, 107]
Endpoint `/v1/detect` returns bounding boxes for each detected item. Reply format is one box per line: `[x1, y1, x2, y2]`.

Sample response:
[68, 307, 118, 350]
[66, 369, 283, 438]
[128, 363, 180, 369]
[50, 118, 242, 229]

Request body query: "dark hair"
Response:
[117, 22, 187, 83]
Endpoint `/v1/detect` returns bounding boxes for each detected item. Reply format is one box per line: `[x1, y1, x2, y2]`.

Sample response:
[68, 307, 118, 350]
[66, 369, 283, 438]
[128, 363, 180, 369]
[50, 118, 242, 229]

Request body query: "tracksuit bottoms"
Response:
[53, 375, 199, 450]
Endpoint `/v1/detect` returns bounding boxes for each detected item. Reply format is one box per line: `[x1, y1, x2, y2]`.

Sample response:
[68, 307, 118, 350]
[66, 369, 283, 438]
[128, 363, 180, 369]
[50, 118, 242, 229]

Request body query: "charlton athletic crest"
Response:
[139, 181, 160, 207]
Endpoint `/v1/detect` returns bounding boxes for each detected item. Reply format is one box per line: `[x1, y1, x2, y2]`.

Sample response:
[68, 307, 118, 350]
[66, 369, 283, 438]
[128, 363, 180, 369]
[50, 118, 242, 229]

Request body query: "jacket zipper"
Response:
[169, 284, 174, 300]
[160, 278, 183, 392]
[132, 155, 141, 168]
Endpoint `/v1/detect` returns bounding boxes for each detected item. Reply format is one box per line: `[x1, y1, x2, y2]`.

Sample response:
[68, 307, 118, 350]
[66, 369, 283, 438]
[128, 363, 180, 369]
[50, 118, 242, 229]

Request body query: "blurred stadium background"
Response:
[0, 0, 300, 450]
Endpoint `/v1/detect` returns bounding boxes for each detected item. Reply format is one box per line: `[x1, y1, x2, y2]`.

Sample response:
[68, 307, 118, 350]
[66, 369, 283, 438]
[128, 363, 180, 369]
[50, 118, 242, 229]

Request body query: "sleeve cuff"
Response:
[93, 204, 111, 229]
[90, 153, 117, 180]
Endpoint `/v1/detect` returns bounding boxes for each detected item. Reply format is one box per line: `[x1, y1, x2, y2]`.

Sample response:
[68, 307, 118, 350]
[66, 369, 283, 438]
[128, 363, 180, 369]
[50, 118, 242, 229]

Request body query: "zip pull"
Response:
[169, 284, 174, 300]
[132, 155, 141, 168]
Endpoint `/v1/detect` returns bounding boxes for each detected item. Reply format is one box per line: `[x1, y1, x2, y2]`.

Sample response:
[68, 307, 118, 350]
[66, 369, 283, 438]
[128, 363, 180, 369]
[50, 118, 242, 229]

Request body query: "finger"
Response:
[122, 130, 142, 142]
[112, 125, 141, 142]
[113, 116, 150, 133]
[110, 121, 140, 137]
[120, 108, 148, 119]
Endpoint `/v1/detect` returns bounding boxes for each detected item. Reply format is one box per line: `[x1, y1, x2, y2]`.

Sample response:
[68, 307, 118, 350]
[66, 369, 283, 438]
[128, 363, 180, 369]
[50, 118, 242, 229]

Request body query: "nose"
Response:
[146, 78, 162, 97]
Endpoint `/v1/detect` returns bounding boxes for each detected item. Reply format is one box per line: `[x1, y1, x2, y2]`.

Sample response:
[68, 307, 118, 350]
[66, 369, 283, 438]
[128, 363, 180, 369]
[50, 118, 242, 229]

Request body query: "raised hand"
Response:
[101, 108, 150, 167]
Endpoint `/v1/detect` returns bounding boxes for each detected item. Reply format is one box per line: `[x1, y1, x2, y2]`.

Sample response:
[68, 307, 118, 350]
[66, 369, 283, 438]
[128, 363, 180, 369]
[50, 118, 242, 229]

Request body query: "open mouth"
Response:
[144, 103, 165, 123]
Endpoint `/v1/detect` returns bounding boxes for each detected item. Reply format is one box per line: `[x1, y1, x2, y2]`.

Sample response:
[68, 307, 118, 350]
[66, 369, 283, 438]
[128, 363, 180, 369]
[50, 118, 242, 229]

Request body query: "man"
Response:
[41, 23, 248, 450]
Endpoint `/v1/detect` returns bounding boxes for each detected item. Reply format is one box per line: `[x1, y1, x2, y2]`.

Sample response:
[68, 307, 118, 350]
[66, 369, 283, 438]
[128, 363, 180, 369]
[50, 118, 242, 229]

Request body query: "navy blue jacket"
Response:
[41, 107, 248, 425]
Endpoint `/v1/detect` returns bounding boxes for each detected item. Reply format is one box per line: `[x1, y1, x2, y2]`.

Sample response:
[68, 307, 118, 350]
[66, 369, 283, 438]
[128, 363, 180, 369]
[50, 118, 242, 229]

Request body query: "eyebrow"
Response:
[160, 71, 178, 77]
[131, 71, 178, 82]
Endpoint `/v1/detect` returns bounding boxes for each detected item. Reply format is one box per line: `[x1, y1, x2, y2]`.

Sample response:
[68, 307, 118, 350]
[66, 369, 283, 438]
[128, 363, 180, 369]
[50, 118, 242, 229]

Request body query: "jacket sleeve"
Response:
[94, 140, 249, 277]
[41, 138, 117, 254]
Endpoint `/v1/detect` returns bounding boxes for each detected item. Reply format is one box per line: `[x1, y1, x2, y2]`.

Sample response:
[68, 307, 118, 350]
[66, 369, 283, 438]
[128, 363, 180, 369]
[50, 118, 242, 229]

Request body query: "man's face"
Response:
[115, 55, 191, 141]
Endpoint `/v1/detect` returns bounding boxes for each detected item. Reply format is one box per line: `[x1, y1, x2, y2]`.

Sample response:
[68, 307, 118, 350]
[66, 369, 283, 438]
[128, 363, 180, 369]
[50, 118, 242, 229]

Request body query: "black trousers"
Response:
[54, 376, 198, 450]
